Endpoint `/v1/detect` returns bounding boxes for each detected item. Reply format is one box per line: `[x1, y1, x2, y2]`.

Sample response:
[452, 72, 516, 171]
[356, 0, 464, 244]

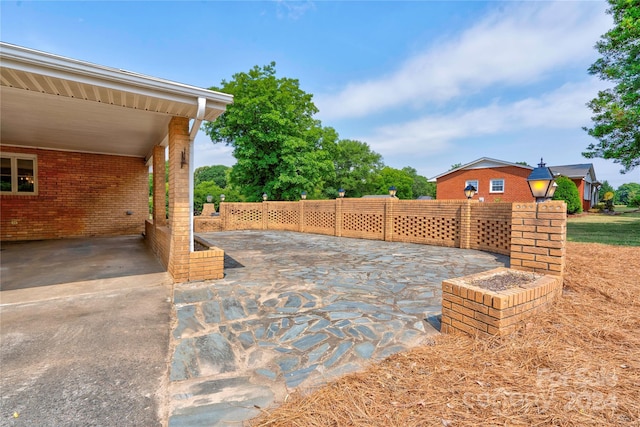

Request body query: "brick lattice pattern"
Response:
[202, 200, 567, 277]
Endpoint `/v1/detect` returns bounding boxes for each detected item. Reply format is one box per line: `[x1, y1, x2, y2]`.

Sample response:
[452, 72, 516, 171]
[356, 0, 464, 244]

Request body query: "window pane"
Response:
[0, 157, 11, 192]
[491, 179, 504, 192]
[17, 158, 34, 192]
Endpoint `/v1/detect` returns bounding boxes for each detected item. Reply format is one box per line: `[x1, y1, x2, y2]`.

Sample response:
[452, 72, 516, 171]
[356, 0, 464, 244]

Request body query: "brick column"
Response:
[510, 201, 566, 276]
[383, 197, 397, 242]
[167, 117, 191, 282]
[335, 198, 343, 237]
[459, 200, 472, 249]
[152, 145, 166, 226]
[299, 200, 305, 233]
[262, 201, 269, 230]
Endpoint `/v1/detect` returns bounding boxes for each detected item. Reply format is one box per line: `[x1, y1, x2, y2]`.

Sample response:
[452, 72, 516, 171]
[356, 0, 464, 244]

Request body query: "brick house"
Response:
[432, 157, 600, 211]
[0, 42, 233, 282]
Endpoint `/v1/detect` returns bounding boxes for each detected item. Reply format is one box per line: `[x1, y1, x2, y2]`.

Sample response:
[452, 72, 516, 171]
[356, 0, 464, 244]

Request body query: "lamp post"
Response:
[527, 158, 556, 203]
[388, 186, 397, 197]
[338, 188, 345, 198]
[464, 184, 476, 199]
[301, 191, 307, 200]
[262, 193, 268, 202]
[206, 194, 213, 203]
[220, 194, 225, 202]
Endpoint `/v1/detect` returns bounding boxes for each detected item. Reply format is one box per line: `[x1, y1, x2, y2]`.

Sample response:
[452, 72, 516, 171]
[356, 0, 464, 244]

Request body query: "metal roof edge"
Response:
[0, 42, 233, 109]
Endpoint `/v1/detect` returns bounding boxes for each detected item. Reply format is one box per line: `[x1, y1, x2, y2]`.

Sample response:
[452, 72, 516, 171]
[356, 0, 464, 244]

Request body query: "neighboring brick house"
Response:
[432, 157, 600, 210]
[0, 42, 233, 282]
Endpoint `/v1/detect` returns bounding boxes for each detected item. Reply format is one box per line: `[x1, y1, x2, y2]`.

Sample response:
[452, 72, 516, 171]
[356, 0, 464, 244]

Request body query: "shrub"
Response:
[552, 176, 582, 214]
[628, 194, 640, 208]
[603, 191, 615, 212]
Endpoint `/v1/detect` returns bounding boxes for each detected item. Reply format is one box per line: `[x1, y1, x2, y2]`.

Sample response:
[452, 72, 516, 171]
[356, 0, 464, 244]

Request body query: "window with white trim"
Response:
[0, 153, 37, 195]
[490, 179, 504, 193]
[465, 180, 478, 192]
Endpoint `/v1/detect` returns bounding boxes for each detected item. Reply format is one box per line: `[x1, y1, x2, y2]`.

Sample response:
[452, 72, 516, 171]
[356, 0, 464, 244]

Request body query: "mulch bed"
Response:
[250, 242, 640, 426]
[470, 271, 540, 292]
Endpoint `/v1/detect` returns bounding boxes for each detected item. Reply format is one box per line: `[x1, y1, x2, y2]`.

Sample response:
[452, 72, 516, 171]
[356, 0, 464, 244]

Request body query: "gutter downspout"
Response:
[188, 97, 206, 253]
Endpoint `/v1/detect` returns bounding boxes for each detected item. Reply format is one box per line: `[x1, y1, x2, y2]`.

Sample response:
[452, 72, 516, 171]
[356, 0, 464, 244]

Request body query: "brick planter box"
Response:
[441, 267, 562, 337]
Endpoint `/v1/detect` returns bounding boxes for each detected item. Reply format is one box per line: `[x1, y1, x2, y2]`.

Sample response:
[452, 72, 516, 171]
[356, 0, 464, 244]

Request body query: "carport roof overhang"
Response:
[0, 42, 233, 160]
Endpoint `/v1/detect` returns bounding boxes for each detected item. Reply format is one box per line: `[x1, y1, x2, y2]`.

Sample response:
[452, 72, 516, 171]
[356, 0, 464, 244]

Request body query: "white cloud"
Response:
[276, 0, 315, 20]
[362, 77, 608, 157]
[316, 1, 609, 120]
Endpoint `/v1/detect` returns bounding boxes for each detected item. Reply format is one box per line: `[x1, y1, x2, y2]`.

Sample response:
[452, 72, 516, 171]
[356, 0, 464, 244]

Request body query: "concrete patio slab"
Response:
[0, 236, 172, 426]
[169, 231, 509, 426]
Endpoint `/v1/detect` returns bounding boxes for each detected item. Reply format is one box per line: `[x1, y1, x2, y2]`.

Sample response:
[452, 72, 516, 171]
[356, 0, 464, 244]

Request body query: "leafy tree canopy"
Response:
[203, 62, 335, 201]
[402, 166, 436, 198]
[375, 167, 414, 199]
[553, 176, 583, 214]
[194, 181, 244, 214]
[583, 0, 640, 173]
[329, 139, 384, 198]
[194, 165, 230, 188]
[614, 182, 640, 204]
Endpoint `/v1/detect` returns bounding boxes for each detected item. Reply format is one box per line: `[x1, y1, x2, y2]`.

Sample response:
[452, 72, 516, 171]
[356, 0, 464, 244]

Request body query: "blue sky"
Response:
[2, 0, 638, 189]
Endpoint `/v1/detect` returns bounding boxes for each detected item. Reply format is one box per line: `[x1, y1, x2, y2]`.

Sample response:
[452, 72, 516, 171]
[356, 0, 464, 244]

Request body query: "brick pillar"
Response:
[335, 198, 343, 237]
[262, 201, 269, 230]
[383, 197, 397, 242]
[459, 200, 472, 249]
[510, 201, 566, 276]
[299, 200, 305, 233]
[152, 145, 166, 226]
[167, 117, 191, 282]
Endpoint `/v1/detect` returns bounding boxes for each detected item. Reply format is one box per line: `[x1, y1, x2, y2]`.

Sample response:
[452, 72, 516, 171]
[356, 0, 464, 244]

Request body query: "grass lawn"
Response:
[567, 210, 640, 246]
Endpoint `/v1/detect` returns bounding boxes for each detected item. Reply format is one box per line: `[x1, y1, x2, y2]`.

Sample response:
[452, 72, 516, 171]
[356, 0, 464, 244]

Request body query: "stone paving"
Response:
[168, 231, 509, 426]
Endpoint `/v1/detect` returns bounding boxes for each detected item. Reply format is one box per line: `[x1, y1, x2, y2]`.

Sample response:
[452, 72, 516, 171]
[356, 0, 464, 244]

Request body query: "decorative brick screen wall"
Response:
[391, 200, 461, 247]
[267, 202, 300, 232]
[300, 200, 336, 235]
[468, 203, 512, 255]
[214, 199, 566, 277]
[1, 147, 148, 241]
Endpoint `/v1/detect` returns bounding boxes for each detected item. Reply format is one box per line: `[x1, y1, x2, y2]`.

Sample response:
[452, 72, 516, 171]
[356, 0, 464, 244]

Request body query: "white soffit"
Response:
[0, 42, 232, 157]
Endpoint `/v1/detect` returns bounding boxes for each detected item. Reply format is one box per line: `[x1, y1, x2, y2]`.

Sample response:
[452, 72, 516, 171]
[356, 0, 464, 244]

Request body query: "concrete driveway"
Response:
[0, 236, 172, 426]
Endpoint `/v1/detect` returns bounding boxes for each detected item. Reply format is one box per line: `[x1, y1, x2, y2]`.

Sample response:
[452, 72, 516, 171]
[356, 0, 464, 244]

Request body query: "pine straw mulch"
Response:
[250, 242, 640, 426]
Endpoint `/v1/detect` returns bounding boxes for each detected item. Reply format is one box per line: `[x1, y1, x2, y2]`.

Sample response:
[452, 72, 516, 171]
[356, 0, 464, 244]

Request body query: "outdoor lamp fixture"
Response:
[464, 184, 476, 199]
[301, 191, 307, 200]
[388, 186, 397, 197]
[262, 193, 268, 201]
[206, 194, 213, 203]
[338, 188, 345, 198]
[220, 194, 225, 202]
[548, 182, 558, 199]
[527, 158, 556, 203]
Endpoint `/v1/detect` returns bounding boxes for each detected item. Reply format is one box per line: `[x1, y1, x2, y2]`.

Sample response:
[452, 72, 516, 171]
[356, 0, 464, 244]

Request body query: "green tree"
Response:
[583, 0, 640, 173]
[552, 176, 583, 214]
[329, 139, 384, 198]
[194, 181, 243, 214]
[450, 163, 462, 170]
[599, 180, 615, 201]
[203, 62, 335, 201]
[402, 166, 436, 198]
[194, 165, 230, 188]
[615, 182, 640, 205]
[374, 167, 414, 199]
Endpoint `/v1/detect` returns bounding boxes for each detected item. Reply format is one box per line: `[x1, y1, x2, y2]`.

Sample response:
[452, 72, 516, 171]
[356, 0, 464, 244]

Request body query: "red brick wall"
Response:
[1, 147, 148, 241]
[436, 166, 534, 202]
[571, 178, 590, 211]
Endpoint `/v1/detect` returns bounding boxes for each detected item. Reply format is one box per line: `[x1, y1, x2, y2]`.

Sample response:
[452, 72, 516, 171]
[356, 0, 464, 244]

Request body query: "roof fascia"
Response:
[1, 42, 233, 114]
[430, 157, 533, 180]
